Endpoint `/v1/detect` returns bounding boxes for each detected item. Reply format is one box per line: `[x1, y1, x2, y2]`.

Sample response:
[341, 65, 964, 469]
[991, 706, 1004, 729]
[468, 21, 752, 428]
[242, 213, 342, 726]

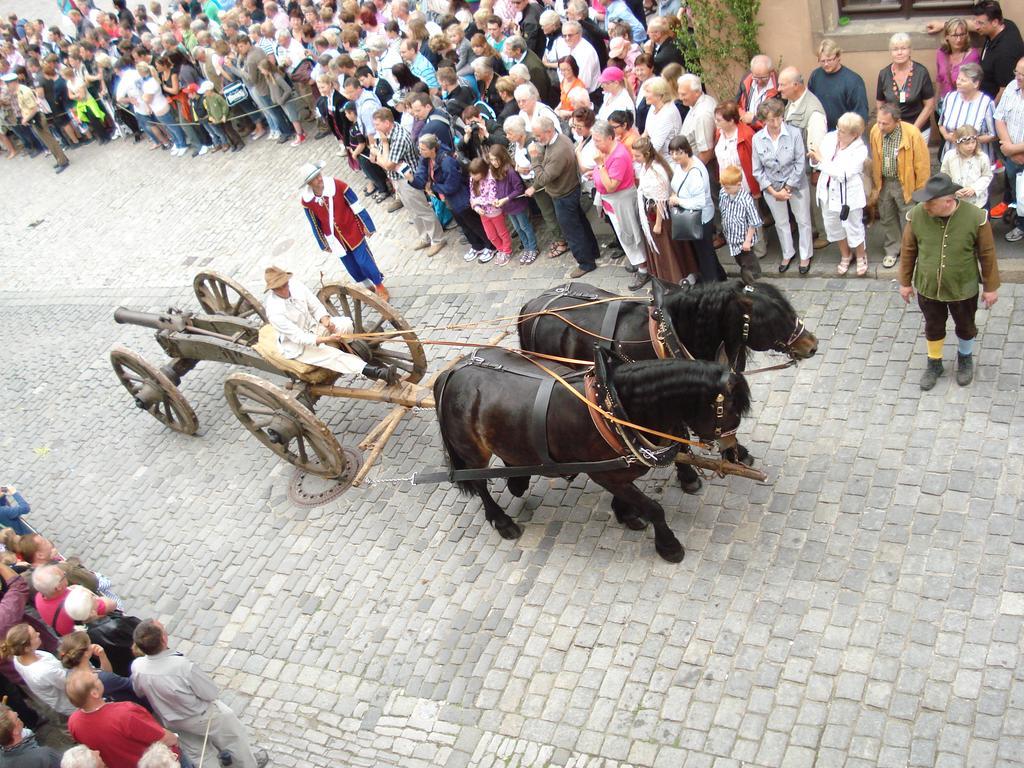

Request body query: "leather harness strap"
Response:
[584, 373, 628, 455]
[531, 377, 556, 465]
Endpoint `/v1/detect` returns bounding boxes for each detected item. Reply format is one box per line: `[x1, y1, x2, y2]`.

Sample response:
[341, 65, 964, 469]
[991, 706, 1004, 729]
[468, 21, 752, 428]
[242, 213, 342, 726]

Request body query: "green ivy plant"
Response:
[676, 0, 763, 98]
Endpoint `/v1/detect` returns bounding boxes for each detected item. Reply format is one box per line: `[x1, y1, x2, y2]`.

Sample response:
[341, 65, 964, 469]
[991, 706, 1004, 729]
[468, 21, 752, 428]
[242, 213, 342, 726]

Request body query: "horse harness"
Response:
[426, 348, 691, 484]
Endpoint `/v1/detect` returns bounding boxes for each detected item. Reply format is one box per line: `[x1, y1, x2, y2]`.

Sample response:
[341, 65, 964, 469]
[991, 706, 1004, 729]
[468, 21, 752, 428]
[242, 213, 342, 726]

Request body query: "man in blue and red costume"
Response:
[299, 161, 390, 301]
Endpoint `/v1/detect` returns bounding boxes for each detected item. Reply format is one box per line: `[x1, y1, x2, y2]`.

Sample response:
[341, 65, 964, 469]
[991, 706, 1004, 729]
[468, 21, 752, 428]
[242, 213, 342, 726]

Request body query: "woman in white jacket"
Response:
[811, 112, 869, 276]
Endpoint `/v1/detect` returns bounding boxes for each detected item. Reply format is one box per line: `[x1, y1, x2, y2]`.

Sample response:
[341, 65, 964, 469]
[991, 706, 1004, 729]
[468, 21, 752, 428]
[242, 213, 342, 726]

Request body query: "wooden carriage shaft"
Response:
[344, 330, 510, 485]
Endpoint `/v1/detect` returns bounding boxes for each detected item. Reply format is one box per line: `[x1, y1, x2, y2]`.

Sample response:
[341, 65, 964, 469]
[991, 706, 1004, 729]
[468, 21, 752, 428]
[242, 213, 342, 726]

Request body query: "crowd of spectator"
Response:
[0, 487, 267, 768]
[4, 0, 1024, 285]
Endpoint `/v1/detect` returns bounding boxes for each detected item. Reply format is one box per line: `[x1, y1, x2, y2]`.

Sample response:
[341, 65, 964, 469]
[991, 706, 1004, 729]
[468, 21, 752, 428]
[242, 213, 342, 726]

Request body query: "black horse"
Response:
[517, 279, 818, 490]
[517, 278, 818, 370]
[434, 349, 751, 562]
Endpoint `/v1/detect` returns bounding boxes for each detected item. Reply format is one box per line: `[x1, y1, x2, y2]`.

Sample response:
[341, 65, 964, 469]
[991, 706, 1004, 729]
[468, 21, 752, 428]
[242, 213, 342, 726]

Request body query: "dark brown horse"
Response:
[517, 279, 817, 488]
[434, 349, 751, 562]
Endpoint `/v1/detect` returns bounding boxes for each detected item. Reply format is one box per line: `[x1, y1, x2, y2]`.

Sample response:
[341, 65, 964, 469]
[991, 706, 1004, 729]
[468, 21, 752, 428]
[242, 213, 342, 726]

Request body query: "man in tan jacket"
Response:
[869, 102, 931, 269]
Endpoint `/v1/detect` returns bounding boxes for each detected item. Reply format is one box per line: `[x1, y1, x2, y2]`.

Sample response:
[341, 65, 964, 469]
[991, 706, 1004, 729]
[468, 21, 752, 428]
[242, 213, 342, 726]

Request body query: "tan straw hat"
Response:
[264, 266, 292, 291]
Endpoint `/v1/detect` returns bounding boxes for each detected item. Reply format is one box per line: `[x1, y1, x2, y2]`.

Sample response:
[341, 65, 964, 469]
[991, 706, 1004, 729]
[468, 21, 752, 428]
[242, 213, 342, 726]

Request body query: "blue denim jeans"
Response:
[507, 211, 538, 251]
[252, 92, 290, 135]
[551, 186, 598, 269]
[1005, 153, 1022, 209]
[154, 110, 186, 148]
[206, 121, 229, 147]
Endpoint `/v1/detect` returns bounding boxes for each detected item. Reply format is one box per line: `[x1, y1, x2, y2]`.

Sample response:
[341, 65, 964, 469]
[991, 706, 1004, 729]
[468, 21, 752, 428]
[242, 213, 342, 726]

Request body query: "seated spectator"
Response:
[32, 566, 116, 638]
[65, 588, 141, 679]
[131, 620, 267, 768]
[0, 624, 75, 717]
[0, 703, 60, 768]
[59, 632, 147, 708]
[0, 488, 30, 536]
[66, 669, 181, 768]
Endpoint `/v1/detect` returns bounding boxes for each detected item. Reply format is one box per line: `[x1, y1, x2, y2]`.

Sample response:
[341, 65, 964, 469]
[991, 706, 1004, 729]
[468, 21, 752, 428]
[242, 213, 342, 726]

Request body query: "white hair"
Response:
[562, 21, 582, 35]
[514, 83, 539, 101]
[679, 73, 702, 92]
[31, 565, 64, 598]
[567, 86, 591, 109]
[539, 9, 561, 27]
[471, 56, 493, 74]
[61, 746, 103, 768]
[63, 586, 97, 622]
[889, 32, 911, 50]
[509, 63, 530, 82]
[531, 115, 555, 134]
[136, 743, 180, 768]
[503, 115, 527, 136]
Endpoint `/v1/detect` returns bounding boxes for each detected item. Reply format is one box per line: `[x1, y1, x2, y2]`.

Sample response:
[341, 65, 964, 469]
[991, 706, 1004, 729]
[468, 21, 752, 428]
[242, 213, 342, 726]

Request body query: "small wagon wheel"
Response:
[193, 271, 267, 323]
[317, 283, 427, 384]
[110, 345, 198, 435]
[223, 372, 346, 478]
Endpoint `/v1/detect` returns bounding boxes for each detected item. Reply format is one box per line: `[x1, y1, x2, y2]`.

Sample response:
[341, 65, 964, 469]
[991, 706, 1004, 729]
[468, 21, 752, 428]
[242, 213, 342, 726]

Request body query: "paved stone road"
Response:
[2, 76, 1024, 767]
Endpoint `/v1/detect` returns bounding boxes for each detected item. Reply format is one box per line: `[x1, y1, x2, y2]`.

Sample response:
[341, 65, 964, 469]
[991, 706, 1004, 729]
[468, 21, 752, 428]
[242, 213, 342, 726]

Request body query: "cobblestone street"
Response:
[2, 120, 1024, 768]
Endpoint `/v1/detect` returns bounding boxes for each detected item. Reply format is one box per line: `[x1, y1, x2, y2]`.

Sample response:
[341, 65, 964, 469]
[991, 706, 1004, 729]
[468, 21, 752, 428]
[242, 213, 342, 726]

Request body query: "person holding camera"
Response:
[810, 111, 869, 277]
[0, 487, 31, 536]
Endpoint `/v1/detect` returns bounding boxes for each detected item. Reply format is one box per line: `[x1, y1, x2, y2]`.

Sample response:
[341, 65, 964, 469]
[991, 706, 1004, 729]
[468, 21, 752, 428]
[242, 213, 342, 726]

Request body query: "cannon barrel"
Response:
[114, 307, 190, 332]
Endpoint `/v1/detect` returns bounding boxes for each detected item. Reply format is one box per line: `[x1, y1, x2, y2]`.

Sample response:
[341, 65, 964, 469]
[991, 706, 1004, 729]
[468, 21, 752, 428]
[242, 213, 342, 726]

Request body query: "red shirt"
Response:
[68, 702, 174, 768]
[35, 589, 108, 636]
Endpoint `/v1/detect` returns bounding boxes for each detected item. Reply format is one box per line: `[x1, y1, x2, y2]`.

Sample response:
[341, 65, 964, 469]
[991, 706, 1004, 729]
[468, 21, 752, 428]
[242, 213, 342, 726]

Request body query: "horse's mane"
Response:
[610, 359, 751, 430]
[661, 280, 750, 360]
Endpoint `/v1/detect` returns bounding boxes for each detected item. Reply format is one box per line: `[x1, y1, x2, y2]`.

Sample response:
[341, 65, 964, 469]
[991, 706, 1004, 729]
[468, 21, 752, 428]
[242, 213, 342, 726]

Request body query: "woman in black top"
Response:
[875, 32, 936, 140]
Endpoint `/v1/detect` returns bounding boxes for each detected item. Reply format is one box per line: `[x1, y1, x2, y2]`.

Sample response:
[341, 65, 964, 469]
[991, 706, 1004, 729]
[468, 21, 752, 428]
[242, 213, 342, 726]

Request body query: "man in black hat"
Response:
[898, 173, 1000, 390]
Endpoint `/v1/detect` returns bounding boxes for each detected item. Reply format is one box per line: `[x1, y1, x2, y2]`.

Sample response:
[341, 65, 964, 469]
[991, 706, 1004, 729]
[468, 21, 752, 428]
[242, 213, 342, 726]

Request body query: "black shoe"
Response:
[919, 358, 944, 391]
[133, 133, 143, 143]
[28, 149, 42, 158]
[798, 258, 812, 275]
[607, 249, 625, 260]
[314, 129, 331, 140]
[277, 135, 290, 144]
[955, 353, 974, 386]
[362, 363, 399, 385]
[623, 263, 638, 273]
[54, 162, 69, 174]
[628, 271, 651, 291]
[778, 258, 793, 273]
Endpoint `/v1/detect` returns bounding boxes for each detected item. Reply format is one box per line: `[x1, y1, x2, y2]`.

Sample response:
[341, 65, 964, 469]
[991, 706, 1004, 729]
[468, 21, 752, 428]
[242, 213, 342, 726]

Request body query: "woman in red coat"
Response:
[713, 100, 766, 260]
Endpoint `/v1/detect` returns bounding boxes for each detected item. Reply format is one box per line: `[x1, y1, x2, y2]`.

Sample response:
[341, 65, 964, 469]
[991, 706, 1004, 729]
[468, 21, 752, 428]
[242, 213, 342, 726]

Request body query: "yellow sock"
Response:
[926, 339, 944, 359]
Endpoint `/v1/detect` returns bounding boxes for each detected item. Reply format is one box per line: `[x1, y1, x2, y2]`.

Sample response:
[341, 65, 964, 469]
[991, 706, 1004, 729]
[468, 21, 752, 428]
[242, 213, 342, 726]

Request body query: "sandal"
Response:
[856, 252, 868, 277]
[520, 250, 538, 265]
[837, 255, 851, 276]
[546, 241, 569, 259]
[372, 191, 389, 203]
[881, 253, 898, 269]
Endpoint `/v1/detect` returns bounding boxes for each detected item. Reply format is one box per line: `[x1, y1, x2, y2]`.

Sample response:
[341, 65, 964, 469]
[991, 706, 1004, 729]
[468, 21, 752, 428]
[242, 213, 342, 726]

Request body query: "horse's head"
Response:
[612, 359, 751, 452]
[742, 282, 818, 360]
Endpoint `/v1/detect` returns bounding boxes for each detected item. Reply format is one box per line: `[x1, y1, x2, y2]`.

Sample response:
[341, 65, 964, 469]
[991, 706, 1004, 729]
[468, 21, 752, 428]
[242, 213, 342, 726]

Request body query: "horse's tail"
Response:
[432, 368, 477, 497]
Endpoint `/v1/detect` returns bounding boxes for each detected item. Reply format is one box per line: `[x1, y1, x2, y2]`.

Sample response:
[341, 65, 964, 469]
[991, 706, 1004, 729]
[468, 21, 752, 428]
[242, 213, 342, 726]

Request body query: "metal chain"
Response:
[364, 473, 416, 487]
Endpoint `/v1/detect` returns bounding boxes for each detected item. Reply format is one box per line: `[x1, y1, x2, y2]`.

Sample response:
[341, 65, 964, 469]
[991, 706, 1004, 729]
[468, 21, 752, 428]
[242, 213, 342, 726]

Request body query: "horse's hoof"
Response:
[682, 477, 703, 495]
[656, 540, 685, 563]
[494, 519, 522, 540]
[622, 515, 648, 531]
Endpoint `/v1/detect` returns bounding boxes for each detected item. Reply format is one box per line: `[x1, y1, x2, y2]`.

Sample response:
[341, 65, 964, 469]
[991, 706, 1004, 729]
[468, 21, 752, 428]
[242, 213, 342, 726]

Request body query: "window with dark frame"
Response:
[838, 0, 976, 19]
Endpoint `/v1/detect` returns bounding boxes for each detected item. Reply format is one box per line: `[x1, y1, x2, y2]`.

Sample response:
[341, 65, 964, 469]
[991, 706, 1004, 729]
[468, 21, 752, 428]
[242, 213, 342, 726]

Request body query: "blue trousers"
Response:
[154, 110, 186, 148]
[551, 186, 598, 270]
[1005, 153, 1021, 207]
[507, 211, 538, 251]
[340, 240, 384, 285]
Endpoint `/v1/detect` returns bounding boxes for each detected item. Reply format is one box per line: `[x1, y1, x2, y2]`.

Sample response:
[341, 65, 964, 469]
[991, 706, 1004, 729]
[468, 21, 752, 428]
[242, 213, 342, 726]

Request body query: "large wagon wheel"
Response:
[317, 283, 427, 384]
[193, 271, 267, 323]
[110, 345, 198, 435]
[224, 372, 346, 478]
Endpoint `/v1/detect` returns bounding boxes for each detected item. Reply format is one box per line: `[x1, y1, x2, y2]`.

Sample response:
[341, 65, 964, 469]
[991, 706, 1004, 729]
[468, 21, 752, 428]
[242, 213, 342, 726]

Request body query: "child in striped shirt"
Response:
[718, 165, 763, 284]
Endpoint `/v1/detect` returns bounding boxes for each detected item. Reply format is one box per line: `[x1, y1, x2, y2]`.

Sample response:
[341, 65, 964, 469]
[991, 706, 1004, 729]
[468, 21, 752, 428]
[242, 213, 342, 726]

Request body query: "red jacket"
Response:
[736, 69, 779, 131]
[715, 121, 761, 198]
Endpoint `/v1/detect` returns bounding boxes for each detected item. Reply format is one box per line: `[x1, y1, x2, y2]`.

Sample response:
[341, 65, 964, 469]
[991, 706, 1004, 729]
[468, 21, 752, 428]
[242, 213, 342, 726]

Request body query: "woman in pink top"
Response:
[936, 17, 980, 100]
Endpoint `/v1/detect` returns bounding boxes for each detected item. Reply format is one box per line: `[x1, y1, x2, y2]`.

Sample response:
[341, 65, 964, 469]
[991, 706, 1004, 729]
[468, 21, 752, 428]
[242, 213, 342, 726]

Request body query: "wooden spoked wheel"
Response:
[223, 373, 346, 478]
[316, 283, 427, 384]
[110, 345, 198, 435]
[193, 271, 267, 323]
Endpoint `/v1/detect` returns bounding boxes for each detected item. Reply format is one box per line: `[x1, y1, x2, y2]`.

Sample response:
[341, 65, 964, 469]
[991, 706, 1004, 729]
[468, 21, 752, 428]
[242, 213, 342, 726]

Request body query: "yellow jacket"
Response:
[869, 121, 931, 203]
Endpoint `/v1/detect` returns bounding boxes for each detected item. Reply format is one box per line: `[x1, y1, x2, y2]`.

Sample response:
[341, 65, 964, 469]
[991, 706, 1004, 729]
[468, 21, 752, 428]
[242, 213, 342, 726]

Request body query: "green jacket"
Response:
[899, 202, 1000, 302]
[202, 91, 230, 124]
